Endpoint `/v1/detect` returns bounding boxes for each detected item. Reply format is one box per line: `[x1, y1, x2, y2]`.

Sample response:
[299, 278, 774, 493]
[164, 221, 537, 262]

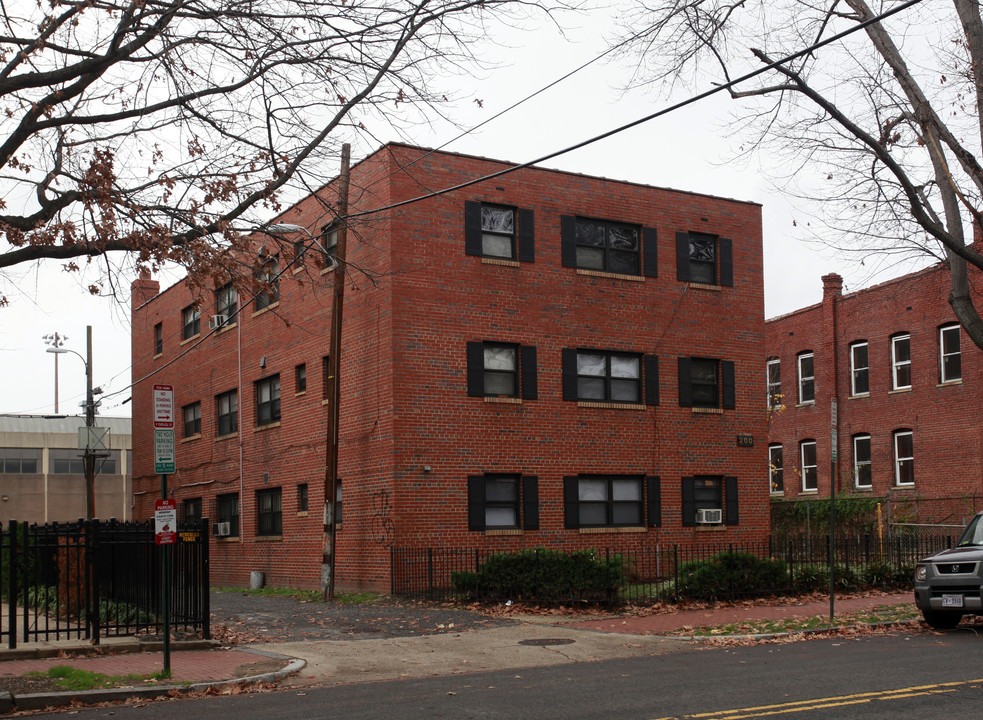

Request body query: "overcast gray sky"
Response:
[0, 5, 931, 418]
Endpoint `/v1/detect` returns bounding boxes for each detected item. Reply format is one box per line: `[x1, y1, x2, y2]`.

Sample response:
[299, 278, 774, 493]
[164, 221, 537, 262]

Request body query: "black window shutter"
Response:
[466, 342, 485, 397]
[563, 476, 580, 529]
[722, 360, 736, 409]
[677, 357, 693, 407]
[464, 201, 482, 257]
[643, 227, 658, 278]
[644, 354, 660, 406]
[522, 476, 539, 530]
[517, 209, 535, 263]
[467, 475, 485, 531]
[646, 476, 661, 527]
[719, 237, 733, 287]
[561, 348, 579, 401]
[560, 215, 577, 268]
[681, 476, 696, 527]
[725, 476, 739, 525]
[675, 231, 690, 281]
[520, 345, 538, 400]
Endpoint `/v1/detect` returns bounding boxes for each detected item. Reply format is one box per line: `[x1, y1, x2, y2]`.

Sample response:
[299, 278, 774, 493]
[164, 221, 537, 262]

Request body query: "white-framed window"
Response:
[797, 352, 815, 404]
[850, 341, 869, 396]
[891, 334, 911, 390]
[768, 444, 783, 494]
[853, 434, 871, 489]
[939, 324, 961, 383]
[894, 430, 914, 486]
[766, 358, 782, 408]
[800, 440, 818, 492]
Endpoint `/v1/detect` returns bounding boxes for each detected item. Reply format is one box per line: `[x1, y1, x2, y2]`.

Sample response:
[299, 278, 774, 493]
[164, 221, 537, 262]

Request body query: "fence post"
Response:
[88, 519, 100, 646]
[672, 545, 679, 602]
[200, 516, 210, 640]
[427, 548, 434, 601]
[6, 521, 16, 650]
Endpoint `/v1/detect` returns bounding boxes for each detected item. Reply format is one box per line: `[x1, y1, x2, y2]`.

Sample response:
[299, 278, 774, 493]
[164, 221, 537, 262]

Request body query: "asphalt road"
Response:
[32, 628, 983, 719]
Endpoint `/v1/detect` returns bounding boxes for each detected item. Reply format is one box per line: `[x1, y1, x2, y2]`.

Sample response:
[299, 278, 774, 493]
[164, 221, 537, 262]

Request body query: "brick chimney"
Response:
[131, 270, 160, 308]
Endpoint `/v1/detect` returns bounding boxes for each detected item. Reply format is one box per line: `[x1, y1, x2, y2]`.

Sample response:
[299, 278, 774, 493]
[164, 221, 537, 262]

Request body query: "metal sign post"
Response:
[152, 384, 175, 676]
[829, 396, 838, 621]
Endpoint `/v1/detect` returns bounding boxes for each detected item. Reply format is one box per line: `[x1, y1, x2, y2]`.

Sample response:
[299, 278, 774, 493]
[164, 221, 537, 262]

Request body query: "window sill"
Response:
[767, 404, 785, 412]
[481, 257, 520, 267]
[485, 528, 522, 536]
[292, 265, 305, 275]
[688, 282, 721, 291]
[853, 486, 873, 492]
[179, 334, 200, 346]
[691, 406, 723, 415]
[938, 379, 963, 387]
[252, 302, 279, 318]
[578, 526, 646, 534]
[484, 396, 521, 405]
[770, 491, 785, 497]
[576, 268, 644, 282]
[254, 421, 281, 433]
[295, 390, 307, 397]
[320, 265, 337, 276]
[216, 536, 240, 542]
[798, 490, 819, 496]
[255, 534, 282, 542]
[694, 524, 727, 532]
[180, 434, 201, 444]
[153, 352, 163, 360]
[214, 322, 237, 334]
[215, 432, 238, 442]
[796, 401, 815, 408]
[894, 483, 916, 489]
[889, 387, 912, 395]
[297, 511, 309, 517]
[576, 401, 645, 410]
[848, 393, 869, 400]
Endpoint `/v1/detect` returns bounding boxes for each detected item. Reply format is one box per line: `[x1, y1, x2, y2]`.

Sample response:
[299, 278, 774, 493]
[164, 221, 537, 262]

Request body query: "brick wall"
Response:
[131, 143, 768, 591]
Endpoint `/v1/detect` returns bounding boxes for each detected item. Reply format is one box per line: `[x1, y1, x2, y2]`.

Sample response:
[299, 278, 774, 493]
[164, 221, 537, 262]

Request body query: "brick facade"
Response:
[130, 143, 768, 591]
[766, 265, 983, 517]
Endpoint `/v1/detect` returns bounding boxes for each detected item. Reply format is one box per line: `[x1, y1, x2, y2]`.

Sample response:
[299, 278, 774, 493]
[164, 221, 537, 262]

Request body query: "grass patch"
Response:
[667, 604, 921, 637]
[26, 666, 174, 691]
[212, 586, 380, 604]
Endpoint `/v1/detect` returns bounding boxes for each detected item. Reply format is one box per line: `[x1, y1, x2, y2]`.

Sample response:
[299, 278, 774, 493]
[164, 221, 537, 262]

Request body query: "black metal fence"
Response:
[1, 518, 210, 649]
[392, 532, 956, 605]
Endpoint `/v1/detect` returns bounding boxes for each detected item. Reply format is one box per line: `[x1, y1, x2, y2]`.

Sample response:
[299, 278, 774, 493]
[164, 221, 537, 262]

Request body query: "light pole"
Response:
[46, 326, 97, 520]
[42, 331, 68, 413]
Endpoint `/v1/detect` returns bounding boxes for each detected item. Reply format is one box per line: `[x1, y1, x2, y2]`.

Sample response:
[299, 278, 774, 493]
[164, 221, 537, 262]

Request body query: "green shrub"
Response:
[451, 548, 622, 605]
[675, 551, 789, 600]
[792, 564, 828, 592]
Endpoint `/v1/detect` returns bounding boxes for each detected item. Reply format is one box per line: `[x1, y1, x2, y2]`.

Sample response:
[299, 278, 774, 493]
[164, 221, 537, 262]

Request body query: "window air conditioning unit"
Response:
[696, 508, 723, 525]
[209, 314, 227, 330]
[212, 521, 231, 537]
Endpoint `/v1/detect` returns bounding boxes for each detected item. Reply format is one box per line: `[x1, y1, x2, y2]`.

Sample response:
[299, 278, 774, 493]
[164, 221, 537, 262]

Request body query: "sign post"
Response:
[152, 384, 174, 675]
[829, 396, 838, 621]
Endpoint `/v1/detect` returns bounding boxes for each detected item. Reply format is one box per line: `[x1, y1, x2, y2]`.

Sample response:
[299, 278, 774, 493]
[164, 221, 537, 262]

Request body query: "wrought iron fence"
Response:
[392, 532, 957, 606]
[1, 518, 210, 649]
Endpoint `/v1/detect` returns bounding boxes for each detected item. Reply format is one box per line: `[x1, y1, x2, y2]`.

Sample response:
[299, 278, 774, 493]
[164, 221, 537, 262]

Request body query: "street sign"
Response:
[155, 498, 177, 545]
[154, 428, 175, 474]
[153, 384, 174, 429]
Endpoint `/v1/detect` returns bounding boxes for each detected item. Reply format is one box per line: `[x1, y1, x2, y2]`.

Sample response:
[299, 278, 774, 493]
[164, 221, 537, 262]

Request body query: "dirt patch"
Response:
[233, 659, 290, 677]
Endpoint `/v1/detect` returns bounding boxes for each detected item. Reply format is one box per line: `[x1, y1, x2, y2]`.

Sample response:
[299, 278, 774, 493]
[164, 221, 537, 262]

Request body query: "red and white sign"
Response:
[153, 384, 174, 429]
[155, 498, 177, 545]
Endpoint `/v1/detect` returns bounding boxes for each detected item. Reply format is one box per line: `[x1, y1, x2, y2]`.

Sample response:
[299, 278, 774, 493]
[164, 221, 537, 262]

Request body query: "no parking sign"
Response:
[155, 498, 177, 545]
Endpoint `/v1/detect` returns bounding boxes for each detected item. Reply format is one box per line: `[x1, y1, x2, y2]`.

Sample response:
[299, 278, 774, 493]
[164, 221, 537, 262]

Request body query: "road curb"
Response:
[6, 653, 306, 712]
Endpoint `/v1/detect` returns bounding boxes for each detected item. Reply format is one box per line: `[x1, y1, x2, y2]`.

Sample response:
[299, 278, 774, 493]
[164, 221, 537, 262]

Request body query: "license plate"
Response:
[942, 594, 964, 608]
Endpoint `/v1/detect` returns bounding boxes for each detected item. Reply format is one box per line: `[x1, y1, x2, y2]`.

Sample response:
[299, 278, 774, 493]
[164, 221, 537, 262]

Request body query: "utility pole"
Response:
[84, 325, 96, 521]
[323, 143, 350, 601]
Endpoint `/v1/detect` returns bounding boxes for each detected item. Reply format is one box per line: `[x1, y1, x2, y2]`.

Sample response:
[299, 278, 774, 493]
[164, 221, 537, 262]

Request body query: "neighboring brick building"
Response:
[130, 143, 767, 591]
[766, 267, 983, 524]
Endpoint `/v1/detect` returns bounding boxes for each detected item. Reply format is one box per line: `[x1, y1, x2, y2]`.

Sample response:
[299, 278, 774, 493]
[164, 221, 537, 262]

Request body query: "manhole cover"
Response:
[518, 638, 576, 646]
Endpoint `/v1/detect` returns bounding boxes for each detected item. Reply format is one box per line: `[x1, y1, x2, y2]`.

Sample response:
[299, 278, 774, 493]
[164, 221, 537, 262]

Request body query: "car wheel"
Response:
[922, 610, 963, 630]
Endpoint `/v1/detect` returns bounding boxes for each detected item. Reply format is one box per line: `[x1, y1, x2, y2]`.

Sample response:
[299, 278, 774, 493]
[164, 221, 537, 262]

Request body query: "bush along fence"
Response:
[391, 532, 955, 607]
[1, 518, 210, 649]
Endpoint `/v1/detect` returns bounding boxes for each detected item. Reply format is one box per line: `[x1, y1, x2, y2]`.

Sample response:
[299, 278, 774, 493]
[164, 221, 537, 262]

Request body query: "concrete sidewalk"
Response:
[0, 591, 918, 712]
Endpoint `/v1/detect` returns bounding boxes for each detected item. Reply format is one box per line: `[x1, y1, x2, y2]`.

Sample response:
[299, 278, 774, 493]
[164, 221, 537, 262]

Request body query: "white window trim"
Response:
[768, 444, 783, 495]
[800, 440, 818, 492]
[797, 353, 815, 405]
[891, 334, 911, 390]
[850, 342, 869, 396]
[766, 358, 781, 409]
[939, 324, 961, 383]
[894, 430, 914, 486]
[853, 434, 872, 489]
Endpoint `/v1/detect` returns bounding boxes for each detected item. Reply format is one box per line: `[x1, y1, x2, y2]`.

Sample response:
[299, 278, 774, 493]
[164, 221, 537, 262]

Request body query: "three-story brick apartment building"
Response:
[766, 268, 983, 525]
[130, 143, 768, 591]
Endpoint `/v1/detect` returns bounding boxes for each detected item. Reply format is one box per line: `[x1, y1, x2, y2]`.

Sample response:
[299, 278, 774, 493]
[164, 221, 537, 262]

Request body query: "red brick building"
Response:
[130, 143, 768, 591]
[765, 267, 983, 523]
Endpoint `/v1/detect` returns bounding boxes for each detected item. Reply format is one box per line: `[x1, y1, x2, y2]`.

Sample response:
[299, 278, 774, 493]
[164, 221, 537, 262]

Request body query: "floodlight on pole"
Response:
[42, 332, 68, 413]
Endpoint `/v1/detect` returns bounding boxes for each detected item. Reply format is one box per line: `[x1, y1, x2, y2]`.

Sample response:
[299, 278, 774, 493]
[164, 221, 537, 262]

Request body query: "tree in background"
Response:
[611, 0, 983, 348]
[0, 0, 563, 304]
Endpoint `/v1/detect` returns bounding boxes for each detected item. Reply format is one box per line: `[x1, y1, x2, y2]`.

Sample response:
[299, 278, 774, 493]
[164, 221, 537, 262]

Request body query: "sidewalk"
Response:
[0, 591, 917, 712]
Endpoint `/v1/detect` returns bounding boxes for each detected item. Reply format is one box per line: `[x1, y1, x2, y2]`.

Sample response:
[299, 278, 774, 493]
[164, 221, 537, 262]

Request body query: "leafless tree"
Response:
[611, 0, 983, 349]
[0, 0, 565, 304]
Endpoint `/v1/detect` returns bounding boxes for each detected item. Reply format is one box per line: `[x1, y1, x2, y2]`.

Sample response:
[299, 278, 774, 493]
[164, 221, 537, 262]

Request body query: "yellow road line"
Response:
[650, 678, 983, 720]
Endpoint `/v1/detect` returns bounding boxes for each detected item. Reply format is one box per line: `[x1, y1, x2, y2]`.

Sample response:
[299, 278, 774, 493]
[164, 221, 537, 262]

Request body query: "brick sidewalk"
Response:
[0, 648, 273, 684]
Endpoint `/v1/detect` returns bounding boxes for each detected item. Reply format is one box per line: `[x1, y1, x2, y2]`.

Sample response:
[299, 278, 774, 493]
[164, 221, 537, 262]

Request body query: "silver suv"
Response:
[914, 510, 983, 629]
